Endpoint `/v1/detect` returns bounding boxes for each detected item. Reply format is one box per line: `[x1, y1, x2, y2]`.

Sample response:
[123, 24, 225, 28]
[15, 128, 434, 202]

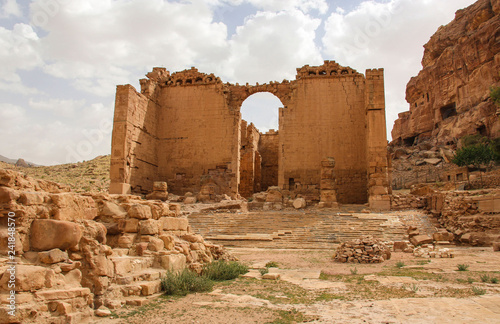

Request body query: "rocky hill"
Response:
[0, 155, 111, 193]
[392, 0, 500, 146]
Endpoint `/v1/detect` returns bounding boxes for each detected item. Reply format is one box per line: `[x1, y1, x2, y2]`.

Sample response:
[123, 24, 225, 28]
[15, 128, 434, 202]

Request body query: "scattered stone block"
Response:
[262, 273, 280, 280]
[95, 306, 112, 317]
[393, 241, 408, 252]
[293, 198, 306, 209]
[39, 249, 68, 264]
[410, 235, 433, 246]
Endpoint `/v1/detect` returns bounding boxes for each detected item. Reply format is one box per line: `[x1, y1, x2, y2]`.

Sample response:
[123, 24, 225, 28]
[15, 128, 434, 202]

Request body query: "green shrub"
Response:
[491, 86, 500, 106]
[396, 261, 405, 269]
[202, 260, 249, 281]
[472, 286, 486, 296]
[161, 269, 213, 296]
[265, 261, 279, 268]
[457, 264, 469, 271]
[467, 277, 474, 284]
[350, 267, 358, 275]
[259, 267, 269, 276]
[491, 277, 498, 284]
[481, 274, 491, 283]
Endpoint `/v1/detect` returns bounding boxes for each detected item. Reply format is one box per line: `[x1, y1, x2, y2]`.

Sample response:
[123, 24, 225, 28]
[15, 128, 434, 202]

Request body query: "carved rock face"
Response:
[392, 0, 500, 145]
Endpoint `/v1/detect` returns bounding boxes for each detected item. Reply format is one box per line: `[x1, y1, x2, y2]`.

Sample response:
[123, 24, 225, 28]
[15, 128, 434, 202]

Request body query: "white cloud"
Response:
[29, 98, 86, 118]
[0, 23, 42, 94]
[322, 0, 477, 139]
[31, 0, 229, 96]
[246, 0, 328, 14]
[0, 103, 24, 127]
[0, 0, 21, 18]
[227, 9, 323, 83]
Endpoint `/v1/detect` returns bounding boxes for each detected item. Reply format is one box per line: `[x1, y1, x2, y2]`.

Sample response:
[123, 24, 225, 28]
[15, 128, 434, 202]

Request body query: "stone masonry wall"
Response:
[279, 64, 368, 204]
[258, 130, 279, 192]
[157, 68, 239, 196]
[110, 61, 390, 209]
[110, 85, 160, 195]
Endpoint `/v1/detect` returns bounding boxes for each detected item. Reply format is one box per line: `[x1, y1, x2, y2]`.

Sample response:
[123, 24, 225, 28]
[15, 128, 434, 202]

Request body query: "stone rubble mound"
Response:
[333, 236, 391, 263]
[0, 169, 234, 324]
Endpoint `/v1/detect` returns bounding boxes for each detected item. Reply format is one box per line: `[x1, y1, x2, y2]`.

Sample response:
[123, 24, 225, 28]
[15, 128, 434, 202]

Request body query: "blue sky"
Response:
[0, 0, 477, 165]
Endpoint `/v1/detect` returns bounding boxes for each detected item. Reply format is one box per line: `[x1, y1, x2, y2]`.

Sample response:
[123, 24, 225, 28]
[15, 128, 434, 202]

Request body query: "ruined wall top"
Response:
[141, 60, 366, 91]
[295, 60, 362, 79]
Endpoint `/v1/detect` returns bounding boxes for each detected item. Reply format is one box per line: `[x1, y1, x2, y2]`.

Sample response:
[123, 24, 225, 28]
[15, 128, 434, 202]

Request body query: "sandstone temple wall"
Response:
[278, 67, 368, 204]
[110, 85, 160, 195]
[110, 61, 391, 209]
[156, 74, 239, 196]
[259, 130, 279, 192]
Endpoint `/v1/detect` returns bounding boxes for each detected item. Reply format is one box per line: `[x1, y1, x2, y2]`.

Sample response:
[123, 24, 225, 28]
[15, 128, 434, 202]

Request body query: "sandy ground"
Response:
[97, 246, 500, 324]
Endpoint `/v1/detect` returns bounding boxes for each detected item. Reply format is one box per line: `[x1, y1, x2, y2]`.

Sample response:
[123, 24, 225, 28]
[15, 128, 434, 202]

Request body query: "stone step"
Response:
[188, 210, 436, 249]
[110, 255, 155, 277]
[109, 278, 163, 298]
[114, 268, 167, 285]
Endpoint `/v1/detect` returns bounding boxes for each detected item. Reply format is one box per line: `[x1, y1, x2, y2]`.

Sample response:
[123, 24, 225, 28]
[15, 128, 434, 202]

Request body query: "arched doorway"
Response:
[239, 92, 283, 197]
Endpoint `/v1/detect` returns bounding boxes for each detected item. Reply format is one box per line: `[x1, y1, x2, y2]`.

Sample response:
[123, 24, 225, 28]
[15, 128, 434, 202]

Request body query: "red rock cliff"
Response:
[392, 0, 500, 145]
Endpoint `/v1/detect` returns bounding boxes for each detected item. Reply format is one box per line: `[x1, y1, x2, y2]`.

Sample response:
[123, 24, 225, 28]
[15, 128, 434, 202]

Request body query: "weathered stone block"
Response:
[162, 217, 188, 231]
[148, 238, 164, 252]
[0, 265, 50, 292]
[181, 234, 203, 243]
[139, 219, 159, 235]
[39, 248, 68, 264]
[410, 235, 433, 246]
[393, 241, 408, 252]
[118, 218, 139, 233]
[30, 219, 82, 251]
[159, 254, 186, 271]
[140, 281, 162, 296]
[127, 204, 152, 219]
[159, 234, 175, 250]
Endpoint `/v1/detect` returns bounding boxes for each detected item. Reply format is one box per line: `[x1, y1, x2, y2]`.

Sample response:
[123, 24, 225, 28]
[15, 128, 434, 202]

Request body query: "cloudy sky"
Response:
[0, 0, 477, 165]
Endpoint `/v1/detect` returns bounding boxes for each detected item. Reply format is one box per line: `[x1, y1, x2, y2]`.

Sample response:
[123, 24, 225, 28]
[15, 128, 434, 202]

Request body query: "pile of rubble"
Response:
[0, 169, 233, 323]
[333, 236, 391, 263]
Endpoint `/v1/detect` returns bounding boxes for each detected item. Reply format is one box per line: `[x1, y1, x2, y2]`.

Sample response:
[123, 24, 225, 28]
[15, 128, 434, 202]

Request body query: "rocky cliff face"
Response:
[392, 0, 500, 146]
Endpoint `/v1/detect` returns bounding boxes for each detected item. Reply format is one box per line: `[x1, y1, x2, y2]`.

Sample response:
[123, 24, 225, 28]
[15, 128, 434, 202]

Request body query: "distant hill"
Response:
[0, 154, 40, 167]
[0, 155, 111, 193]
[0, 154, 17, 164]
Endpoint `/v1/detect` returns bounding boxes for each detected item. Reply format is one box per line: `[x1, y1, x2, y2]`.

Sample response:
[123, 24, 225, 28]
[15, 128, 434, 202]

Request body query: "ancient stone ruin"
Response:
[0, 169, 232, 323]
[109, 61, 391, 210]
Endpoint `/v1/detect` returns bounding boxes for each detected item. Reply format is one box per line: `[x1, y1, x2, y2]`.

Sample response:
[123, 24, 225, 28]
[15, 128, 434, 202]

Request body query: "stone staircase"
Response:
[187, 209, 438, 249]
[101, 254, 166, 309]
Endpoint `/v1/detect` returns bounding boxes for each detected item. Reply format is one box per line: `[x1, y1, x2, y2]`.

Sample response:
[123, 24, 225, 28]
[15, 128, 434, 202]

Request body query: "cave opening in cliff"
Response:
[403, 136, 416, 146]
[440, 102, 457, 120]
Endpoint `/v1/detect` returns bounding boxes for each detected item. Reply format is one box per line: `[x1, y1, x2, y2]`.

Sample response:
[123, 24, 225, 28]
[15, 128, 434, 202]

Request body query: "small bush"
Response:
[202, 260, 249, 281]
[161, 269, 213, 296]
[350, 267, 358, 275]
[491, 277, 498, 284]
[259, 268, 269, 276]
[481, 274, 491, 283]
[467, 277, 474, 284]
[457, 264, 469, 271]
[265, 261, 279, 268]
[472, 286, 486, 296]
[396, 261, 405, 269]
